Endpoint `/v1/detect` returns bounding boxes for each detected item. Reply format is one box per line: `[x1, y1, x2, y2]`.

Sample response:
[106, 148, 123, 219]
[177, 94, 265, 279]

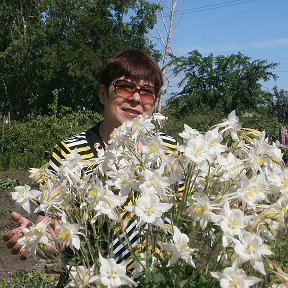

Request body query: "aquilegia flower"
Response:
[94, 253, 136, 288]
[125, 192, 173, 230]
[161, 226, 195, 267]
[211, 260, 261, 288]
[65, 265, 97, 287]
[11, 185, 41, 213]
[55, 222, 83, 250]
[233, 230, 272, 275]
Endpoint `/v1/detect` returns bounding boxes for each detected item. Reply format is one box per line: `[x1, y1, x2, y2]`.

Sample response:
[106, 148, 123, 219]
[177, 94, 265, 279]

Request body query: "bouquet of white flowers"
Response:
[11, 111, 288, 288]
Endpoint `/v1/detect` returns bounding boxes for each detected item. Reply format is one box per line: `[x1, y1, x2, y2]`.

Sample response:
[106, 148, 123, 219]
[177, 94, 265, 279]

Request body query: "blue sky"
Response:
[151, 0, 288, 95]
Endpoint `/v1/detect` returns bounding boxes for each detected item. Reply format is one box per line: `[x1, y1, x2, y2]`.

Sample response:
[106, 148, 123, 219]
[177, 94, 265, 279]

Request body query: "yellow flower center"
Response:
[110, 130, 117, 139]
[145, 206, 154, 216]
[33, 228, 42, 237]
[208, 140, 216, 147]
[18, 191, 25, 200]
[88, 190, 98, 198]
[281, 178, 288, 187]
[179, 242, 189, 252]
[147, 144, 157, 154]
[245, 244, 253, 254]
[256, 156, 265, 166]
[148, 178, 157, 187]
[282, 207, 288, 214]
[194, 148, 202, 157]
[120, 176, 129, 184]
[229, 278, 240, 287]
[194, 206, 205, 215]
[108, 270, 118, 279]
[246, 186, 260, 197]
[100, 201, 109, 208]
[228, 218, 237, 228]
[59, 229, 70, 240]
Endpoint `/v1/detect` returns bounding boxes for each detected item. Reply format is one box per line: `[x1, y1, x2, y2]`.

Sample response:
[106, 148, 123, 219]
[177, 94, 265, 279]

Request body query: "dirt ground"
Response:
[0, 171, 44, 273]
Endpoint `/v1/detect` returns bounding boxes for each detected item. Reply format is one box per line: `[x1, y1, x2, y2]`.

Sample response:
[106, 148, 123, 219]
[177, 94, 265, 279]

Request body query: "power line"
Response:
[159, 0, 260, 16]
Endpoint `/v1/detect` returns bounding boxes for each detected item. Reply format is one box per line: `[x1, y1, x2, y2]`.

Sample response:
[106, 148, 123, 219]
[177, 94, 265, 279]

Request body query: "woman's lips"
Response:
[122, 108, 141, 117]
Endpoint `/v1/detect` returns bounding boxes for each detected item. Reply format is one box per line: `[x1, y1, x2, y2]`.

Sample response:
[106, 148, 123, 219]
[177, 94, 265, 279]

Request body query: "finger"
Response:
[11, 242, 24, 255]
[19, 246, 27, 260]
[6, 231, 23, 249]
[2, 227, 21, 241]
[20, 254, 27, 261]
[11, 212, 30, 227]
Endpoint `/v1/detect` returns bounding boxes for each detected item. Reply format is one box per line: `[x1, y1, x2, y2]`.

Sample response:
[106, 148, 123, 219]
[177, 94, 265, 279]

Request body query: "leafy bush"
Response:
[0, 111, 102, 171]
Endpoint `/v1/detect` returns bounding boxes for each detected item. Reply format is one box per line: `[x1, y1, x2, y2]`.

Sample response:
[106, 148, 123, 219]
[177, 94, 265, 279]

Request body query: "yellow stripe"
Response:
[62, 142, 72, 153]
[163, 142, 176, 149]
[80, 153, 95, 159]
[77, 146, 91, 153]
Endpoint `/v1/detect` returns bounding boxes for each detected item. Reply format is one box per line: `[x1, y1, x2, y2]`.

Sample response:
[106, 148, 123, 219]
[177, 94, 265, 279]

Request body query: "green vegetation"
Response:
[0, 110, 102, 170]
[0, 178, 20, 189]
[0, 269, 58, 288]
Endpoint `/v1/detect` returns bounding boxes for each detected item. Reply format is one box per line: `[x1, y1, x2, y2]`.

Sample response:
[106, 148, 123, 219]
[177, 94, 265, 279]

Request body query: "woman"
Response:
[2, 49, 177, 285]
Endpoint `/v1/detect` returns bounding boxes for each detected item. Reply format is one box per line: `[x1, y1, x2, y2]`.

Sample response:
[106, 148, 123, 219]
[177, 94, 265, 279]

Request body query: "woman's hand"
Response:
[2, 211, 31, 260]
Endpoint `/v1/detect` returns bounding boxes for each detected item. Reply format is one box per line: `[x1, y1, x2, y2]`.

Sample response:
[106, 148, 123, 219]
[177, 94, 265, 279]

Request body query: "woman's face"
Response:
[99, 76, 155, 130]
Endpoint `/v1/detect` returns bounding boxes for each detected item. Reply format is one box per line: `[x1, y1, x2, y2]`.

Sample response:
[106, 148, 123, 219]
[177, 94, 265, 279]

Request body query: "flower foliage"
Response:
[11, 111, 288, 287]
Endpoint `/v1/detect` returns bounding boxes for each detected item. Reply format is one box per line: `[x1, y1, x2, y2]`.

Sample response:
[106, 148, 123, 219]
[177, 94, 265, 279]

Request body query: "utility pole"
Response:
[155, 0, 178, 113]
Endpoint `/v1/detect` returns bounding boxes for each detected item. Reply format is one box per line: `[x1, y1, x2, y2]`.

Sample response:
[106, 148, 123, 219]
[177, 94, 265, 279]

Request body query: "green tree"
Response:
[166, 50, 278, 117]
[0, 0, 160, 120]
[271, 86, 288, 125]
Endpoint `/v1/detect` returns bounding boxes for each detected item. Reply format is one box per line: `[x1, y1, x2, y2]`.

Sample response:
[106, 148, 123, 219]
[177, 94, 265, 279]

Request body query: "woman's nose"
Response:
[129, 91, 141, 103]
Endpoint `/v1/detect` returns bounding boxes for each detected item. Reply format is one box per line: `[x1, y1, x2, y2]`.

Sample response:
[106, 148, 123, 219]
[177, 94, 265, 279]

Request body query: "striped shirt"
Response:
[48, 121, 180, 265]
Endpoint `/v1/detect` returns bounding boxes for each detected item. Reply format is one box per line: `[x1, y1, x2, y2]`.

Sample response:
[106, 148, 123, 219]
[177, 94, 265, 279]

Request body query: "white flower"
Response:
[204, 128, 226, 157]
[216, 153, 245, 182]
[218, 202, 250, 247]
[66, 265, 97, 287]
[187, 195, 220, 230]
[17, 218, 50, 257]
[237, 174, 269, 207]
[182, 135, 211, 164]
[94, 253, 137, 288]
[179, 124, 200, 141]
[34, 178, 66, 214]
[86, 179, 125, 221]
[105, 166, 135, 196]
[59, 149, 86, 180]
[131, 115, 155, 139]
[271, 168, 288, 197]
[139, 165, 171, 199]
[233, 231, 272, 275]
[55, 222, 82, 250]
[125, 192, 173, 230]
[161, 226, 195, 267]
[211, 260, 261, 288]
[216, 110, 241, 140]
[11, 185, 41, 213]
[28, 167, 41, 181]
[141, 135, 165, 163]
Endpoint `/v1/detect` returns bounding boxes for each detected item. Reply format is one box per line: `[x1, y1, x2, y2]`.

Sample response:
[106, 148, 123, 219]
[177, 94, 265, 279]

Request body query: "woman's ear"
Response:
[99, 84, 108, 105]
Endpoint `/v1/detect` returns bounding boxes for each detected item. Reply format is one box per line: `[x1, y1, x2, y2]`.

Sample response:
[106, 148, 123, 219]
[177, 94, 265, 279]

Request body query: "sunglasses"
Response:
[111, 80, 156, 105]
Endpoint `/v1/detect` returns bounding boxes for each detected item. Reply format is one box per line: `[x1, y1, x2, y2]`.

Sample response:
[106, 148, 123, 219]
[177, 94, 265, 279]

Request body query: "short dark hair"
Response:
[100, 49, 163, 97]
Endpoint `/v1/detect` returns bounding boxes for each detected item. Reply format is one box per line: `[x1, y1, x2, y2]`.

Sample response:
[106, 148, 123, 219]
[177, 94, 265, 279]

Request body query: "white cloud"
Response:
[175, 37, 288, 55]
